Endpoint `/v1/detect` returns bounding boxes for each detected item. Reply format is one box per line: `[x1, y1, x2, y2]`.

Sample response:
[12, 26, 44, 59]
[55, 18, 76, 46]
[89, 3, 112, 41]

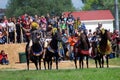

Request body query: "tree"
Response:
[5, 0, 75, 17]
[82, 0, 120, 15]
[82, 0, 105, 10]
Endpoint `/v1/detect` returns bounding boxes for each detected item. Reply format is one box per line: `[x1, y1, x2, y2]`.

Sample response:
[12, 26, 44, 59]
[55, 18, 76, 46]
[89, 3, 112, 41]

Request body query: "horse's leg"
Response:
[34, 61, 38, 70]
[50, 58, 52, 70]
[80, 55, 83, 69]
[81, 58, 84, 69]
[43, 59, 46, 70]
[106, 55, 109, 68]
[74, 56, 77, 69]
[94, 57, 98, 68]
[39, 57, 41, 70]
[33, 56, 38, 70]
[55, 56, 59, 70]
[98, 55, 102, 68]
[47, 60, 50, 70]
[26, 53, 30, 70]
[101, 55, 104, 68]
[26, 59, 30, 70]
[86, 55, 89, 68]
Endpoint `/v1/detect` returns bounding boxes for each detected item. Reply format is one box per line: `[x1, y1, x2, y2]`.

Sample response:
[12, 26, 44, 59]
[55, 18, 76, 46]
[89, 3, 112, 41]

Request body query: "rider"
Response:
[42, 25, 53, 59]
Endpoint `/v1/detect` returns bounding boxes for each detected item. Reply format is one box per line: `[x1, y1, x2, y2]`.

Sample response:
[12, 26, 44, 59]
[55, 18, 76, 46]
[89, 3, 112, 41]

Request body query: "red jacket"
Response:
[0, 54, 3, 61]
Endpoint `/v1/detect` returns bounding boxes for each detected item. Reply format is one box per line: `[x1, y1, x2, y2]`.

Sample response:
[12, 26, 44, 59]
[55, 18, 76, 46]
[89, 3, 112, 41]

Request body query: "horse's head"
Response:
[31, 30, 42, 44]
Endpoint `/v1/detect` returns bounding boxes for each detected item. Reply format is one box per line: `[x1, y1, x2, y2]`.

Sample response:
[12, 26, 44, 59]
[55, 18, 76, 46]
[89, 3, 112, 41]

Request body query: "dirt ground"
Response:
[0, 43, 119, 70]
[0, 43, 77, 70]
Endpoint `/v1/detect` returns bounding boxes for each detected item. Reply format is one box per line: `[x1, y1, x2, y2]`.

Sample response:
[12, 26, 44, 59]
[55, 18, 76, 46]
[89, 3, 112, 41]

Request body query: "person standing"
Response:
[66, 14, 75, 36]
[7, 18, 16, 43]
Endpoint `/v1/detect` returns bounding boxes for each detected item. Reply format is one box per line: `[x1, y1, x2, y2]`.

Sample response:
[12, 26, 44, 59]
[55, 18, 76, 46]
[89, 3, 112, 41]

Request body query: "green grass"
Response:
[90, 57, 120, 66]
[109, 58, 120, 66]
[0, 58, 120, 80]
[0, 68, 120, 80]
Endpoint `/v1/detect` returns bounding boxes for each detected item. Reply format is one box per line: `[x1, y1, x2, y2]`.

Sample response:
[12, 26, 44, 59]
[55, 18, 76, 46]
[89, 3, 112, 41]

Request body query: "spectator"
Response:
[0, 50, 9, 65]
[7, 18, 16, 43]
[16, 18, 22, 43]
[60, 21, 67, 33]
[66, 14, 75, 36]
[115, 30, 120, 57]
[0, 31, 6, 44]
[68, 34, 78, 60]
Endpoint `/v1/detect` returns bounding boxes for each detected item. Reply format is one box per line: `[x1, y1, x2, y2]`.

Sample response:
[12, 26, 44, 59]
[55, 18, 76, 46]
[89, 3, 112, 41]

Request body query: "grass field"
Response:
[0, 68, 120, 80]
[0, 58, 120, 80]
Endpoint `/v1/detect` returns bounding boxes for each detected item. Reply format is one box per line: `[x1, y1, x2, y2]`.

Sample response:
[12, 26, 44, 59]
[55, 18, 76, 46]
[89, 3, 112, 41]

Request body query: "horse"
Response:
[25, 30, 44, 70]
[43, 29, 60, 70]
[90, 32, 102, 68]
[73, 30, 90, 69]
[97, 29, 112, 68]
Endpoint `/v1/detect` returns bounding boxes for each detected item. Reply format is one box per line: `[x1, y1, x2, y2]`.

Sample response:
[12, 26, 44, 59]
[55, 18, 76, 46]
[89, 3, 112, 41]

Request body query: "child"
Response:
[0, 50, 9, 65]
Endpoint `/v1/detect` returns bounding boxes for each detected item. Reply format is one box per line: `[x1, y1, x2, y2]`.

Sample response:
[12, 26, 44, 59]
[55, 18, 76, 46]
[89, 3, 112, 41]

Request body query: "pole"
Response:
[115, 0, 119, 31]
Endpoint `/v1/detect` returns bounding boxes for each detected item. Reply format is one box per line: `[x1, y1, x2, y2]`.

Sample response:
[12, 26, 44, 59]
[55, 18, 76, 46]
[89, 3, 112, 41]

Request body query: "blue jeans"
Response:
[2, 58, 9, 65]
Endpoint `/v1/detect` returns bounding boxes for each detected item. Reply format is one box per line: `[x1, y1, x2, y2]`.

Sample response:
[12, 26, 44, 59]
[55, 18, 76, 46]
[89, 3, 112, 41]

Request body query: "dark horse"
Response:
[43, 30, 60, 70]
[74, 30, 90, 69]
[25, 30, 43, 70]
[90, 32, 102, 68]
[97, 29, 112, 68]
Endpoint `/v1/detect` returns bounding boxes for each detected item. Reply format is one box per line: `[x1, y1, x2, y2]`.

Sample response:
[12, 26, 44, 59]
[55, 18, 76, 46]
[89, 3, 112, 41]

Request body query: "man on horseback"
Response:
[43, 27, 64, 69]
[73, 26, 90, 69]
[96, 26, 112, 68]
[25, 21, 44, 70]
[42, 25, 53, 59]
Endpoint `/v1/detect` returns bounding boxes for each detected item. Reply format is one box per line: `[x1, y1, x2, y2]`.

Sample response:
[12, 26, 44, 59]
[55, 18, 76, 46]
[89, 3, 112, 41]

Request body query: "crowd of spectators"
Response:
[0, 13, 120, 58]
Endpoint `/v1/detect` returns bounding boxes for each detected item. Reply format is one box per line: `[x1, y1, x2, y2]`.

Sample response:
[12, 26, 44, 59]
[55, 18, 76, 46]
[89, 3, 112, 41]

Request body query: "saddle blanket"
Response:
[33, 47, 43, 56]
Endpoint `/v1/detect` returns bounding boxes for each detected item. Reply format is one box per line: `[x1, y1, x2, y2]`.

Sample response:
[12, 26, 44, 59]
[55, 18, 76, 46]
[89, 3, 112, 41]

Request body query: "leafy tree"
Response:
[5, 0, 75, 17]
[82, 0, 104, 10]
[82, 0, 120, 14]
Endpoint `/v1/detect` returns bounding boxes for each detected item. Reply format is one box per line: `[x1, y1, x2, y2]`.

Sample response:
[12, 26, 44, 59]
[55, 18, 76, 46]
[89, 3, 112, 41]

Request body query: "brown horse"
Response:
[97, 29, 112, 68]
[74, 30, 90, 69]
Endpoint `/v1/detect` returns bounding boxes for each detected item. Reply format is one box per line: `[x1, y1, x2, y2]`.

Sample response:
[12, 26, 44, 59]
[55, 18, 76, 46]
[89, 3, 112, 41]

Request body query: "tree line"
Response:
[5, 0, 120, 18]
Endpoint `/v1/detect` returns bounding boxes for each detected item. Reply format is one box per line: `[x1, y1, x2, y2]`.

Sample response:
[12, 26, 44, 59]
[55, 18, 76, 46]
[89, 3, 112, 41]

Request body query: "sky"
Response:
[0, 0, 84, 9]
[0, 0, 8, 9]
[71, 0, 84, 10]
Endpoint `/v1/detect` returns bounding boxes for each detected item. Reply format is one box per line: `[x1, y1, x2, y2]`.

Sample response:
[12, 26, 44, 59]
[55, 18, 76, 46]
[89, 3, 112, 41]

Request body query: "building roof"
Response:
[63, 10, 114, 21]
